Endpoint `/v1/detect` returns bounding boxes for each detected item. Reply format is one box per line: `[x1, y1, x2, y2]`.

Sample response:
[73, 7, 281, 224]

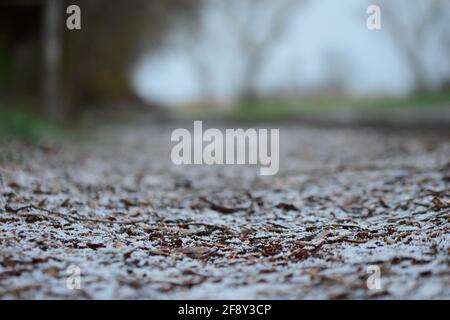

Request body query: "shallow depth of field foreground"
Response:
[0, 121, 449, 299]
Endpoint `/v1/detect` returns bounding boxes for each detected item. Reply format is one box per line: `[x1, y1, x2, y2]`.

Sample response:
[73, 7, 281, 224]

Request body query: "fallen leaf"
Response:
[179, 247, 211, 259]
[275, 202, 299, 212]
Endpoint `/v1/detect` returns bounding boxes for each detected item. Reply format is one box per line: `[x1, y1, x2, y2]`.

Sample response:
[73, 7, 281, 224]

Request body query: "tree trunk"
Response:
[42, 0, 63, 119]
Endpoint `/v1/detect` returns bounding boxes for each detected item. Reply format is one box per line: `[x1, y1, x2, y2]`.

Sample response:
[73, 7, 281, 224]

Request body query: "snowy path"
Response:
[0, 122, 449, 299]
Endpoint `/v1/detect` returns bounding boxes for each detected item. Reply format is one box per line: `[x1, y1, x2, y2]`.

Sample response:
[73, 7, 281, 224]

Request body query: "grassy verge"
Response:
[0, 106, 57, 142]
[179, 90, 450, 121]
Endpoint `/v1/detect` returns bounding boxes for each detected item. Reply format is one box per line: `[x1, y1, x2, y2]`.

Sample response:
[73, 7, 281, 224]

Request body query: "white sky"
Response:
[132, 0, 414, 106]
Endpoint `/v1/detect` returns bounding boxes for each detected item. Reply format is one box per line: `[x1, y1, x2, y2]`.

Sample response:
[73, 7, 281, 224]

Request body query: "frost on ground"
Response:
[0, 123, 449, 299]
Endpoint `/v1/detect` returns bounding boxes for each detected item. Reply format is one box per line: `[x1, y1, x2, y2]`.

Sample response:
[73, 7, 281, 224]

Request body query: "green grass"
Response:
[345, 90, 450, 110]
[180, 90, 450, 121]
[0, 107, 55, 142]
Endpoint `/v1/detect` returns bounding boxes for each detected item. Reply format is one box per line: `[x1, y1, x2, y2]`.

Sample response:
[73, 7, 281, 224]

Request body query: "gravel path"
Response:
[0, 122, 449, 299]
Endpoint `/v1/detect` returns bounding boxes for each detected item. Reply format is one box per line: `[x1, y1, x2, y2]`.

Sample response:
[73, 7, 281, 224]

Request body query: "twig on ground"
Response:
[4, 204, 148, 225]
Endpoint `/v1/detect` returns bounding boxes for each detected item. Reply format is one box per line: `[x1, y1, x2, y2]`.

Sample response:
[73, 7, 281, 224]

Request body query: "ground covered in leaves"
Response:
[0, 121, 449, 299]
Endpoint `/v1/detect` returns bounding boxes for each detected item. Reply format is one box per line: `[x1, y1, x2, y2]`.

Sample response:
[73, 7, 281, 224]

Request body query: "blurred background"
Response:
[1, 0, 450, 139]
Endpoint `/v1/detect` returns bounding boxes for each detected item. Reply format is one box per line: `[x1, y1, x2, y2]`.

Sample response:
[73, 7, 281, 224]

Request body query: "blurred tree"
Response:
[223, 0, 306, 103]
[179, 0, 306, 105]
[0, 0, 42, 99]
[63, 0, 198, 114]
[0, 0, 199, 118]
[380, 0, 450, 93]
[320, 49, 353, 95]
[222, 0, 306, 103]
[438, 5, 450, 90]
[175, 5, 216, 103]
[43, 0, 63, 119]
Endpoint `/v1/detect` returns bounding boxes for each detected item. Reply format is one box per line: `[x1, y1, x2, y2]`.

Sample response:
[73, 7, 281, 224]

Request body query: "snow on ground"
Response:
[0, 122, 449, 299]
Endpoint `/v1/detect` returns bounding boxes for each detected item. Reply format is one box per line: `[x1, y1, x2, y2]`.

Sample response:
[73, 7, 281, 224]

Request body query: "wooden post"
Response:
[42, 0, 63, 119]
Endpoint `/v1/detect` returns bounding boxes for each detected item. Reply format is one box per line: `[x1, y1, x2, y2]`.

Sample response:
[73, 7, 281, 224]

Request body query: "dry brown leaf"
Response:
[179, 246, 211, 259]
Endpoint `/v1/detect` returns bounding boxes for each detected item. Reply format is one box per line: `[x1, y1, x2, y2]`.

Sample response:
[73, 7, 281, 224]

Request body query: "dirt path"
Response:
[0, 122, 449, 299]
